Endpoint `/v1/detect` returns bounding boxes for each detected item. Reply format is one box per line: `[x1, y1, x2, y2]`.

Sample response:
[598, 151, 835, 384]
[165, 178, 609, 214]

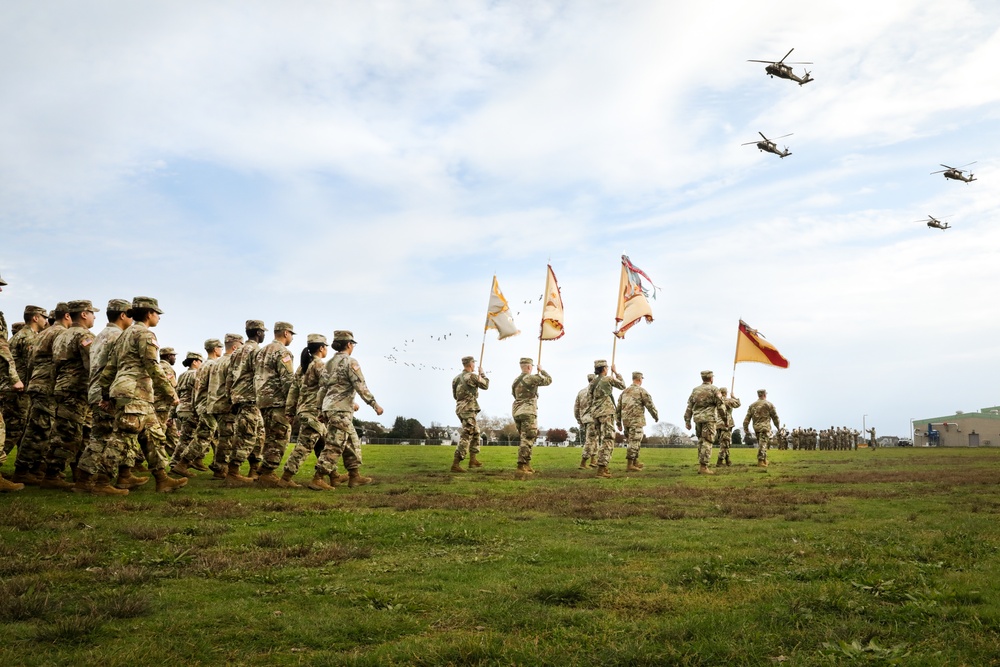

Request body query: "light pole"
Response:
[863, 414, 867, 434]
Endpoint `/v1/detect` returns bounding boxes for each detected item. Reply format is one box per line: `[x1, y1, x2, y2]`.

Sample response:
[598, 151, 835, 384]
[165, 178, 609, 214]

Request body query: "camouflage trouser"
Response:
[155, 410, 179, 456]
[79, 399, 168, 475]
[322, 410, 362, 472]
[178, 412, 216, 465]
[284, 414, 328, 475]
[580, 422, 596, 459]
[1, 391, 29, 455]
[230, 403, 264, 465]
[0, 404, 6, 466]
[754, 428, 771, 462]
[592, 415, 616, 467]
[172, 411, 198, 461]
[514, 414, 538, 464]
[48, 394, 91, 468]
[80, 404, 127, 475]
[714, 425, 731, 464]
[259, 406, 291, 472]
[695, 420, 716, 466]
[211, 413, 236, 469]
[624, 424, 644, 460]
[15, 393, 55, 468]
[454, 415, 480, 461]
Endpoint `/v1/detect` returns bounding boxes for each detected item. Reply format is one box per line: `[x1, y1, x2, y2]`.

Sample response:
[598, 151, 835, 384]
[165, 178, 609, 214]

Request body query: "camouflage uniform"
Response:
[284, 353, 329, 475]
[318, 341, 379, 473]
[173, 363, 199, 455]
[84, 306, 136, 472]
[48, 308, 97, 470]
[575, 375, 595, 462]
[16, 319, 66, 470]
[589, 363, 624, 469]
[206, 342, 240, 470]
[0, 325, 23, 462]
[711, 389, 740, 466]
[743, 392, 780, 464]
[227, 332, 262, 467]
[254, 325, 296, 474]
[3, 315, 41, 455]
[452, 359, 489, 462]
[684, 371, 723, 468]
[510, 359, 552, 466]
[154, 352, 180, 455]
[617, 374, 658, 465]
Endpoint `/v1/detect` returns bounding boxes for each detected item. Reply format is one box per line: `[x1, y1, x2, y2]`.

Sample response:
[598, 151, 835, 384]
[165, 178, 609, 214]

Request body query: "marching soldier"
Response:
[155, 347, 180, 457]
[684, 370, 723, 474]
[590, 359, 624, 478]
[743, 389, 780, 468]
[0, 274, 25, 492]
[283, 334, 340, 489]
[575, 373, 596, 469]
[511, 357, 552, 475]
[208, 334, 245, 480]
[166, 352, 203, 475]
[617, 371, 658, 472]
[226, 320, 266, 481]
[3, 305, 46, 460]
[714, 386, 740, 467]
[254, 322, 296, 486]
[451, 355, 489, 472]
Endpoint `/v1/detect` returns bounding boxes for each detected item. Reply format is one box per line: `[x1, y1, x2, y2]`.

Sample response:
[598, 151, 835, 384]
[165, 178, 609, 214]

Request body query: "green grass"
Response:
[2, 445, 1000, 665]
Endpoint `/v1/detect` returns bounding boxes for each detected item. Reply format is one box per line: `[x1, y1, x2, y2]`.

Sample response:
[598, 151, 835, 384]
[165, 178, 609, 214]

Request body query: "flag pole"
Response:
[479, 329, 487, 372]
[611, 332, 618, 369]
[731, 319, 741, 394]
[536, 264, 548, 374]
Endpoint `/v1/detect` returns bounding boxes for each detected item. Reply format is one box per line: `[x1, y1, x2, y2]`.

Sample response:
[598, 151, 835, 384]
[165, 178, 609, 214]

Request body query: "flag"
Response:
[540, 264, 565, 340]
[734, 320, 789, 368]
[614, 255, 657, 338]
[484, 276, 520, 340]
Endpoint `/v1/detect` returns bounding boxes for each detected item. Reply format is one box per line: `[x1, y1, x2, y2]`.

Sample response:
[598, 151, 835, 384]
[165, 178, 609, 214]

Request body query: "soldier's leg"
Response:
[259, 407, 291, 474]
[695, 421, 716, 467]
[285, 423, 321, 475]
[454, 416, 475, 461]
[3, 392, 29, 456]
[625, 425, 641, 460]
[718, 427, 731, 464]
[15, 397, 55, 474]
[209, 414, 230, 471]
[516, 416, 538, 466]
[44, 398, 89, 484]
[757, 429, 770, 463]
[230, 405, 264, 467]
[595, 417, 615, 467]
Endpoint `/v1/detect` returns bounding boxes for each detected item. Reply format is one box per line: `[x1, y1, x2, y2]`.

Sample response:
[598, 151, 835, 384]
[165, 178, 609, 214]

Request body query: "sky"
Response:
[3, 1, 1000, 440]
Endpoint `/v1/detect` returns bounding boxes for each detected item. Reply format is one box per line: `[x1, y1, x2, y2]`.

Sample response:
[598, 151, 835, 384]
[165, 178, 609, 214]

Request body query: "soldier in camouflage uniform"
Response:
[15, 303, 71, 480]
[154, 347, 180, 457]
[617, 371, 658, 472]
[0, 274, 26, 492]
[743, 389, 780, 467]
[451, 355, 489, 472]
[44, 300, 99, 488]
[590, 359, 624, 478]
[714, 386, 741, 467]
[318, 330, 383, 487]
[684, 370, 723, 475]
[575, 373, 596, 469]
[511, 357, 552, 476]
[166, 352, 203, 476]
[76, 297, 187, 495]
[254, 322, 296, 486]
[208, 334, 245, 480]
[226, 319, 266, 482]
[3, 305, 47, 461]
[283, 334, 341, 489]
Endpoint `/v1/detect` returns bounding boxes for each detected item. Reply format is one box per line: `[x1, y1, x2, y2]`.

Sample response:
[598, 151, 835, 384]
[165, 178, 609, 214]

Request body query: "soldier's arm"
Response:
[610, 373, 626, 390]
[730, 397, 741, 409]
[644, 391, 659, 423]
[80, 335, 93, 375]
[146, 336, 178, 403]
[574, 393, 584, 422]
[286, 373, 301, 414]
[533, 369, 553, 386]
[99, 337, 122, 398]
[349, 361, 379, 410]
[0, 339, 21, 386]
[771, 406, 781, 429]
[475, 374, 490, 390]
[742, 411, 751, 432]
[683, 394, 694, 428]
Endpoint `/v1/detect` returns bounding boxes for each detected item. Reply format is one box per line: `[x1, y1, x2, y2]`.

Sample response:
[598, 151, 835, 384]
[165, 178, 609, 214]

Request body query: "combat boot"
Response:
[277, 470, 301, 489]
[523, 462, 536, 473]
[72, 469, 95, 494]
[348, 469, 372, 488]
[758, 460, 768, 468]
[469, 453, 483, 468]
[307, 473, 334, 491]
[189, 459, 210, 472]
[0, 472, 25, 492]
[626, 459, 640, 472]
[210, 465, 228, 480]
[255, 469, 282, 488]
[93, 473, 129, 496]
[716, 458, 724, 467]
[11, 464, 42, 485]
[329, 471, 349, 487]
[515, 462, 533, 476]
[170, 461, 196, 478]
[247, 461, 261, 480]
[39, 466, 74, 491]
[595, 465, 612, 479]
[153, 469, 188, 493]
[450, 454, 467, 473]
[579, 456, 589, 469]
[634, 458, 644, 469]
[224, 463, 253, 486]
[588, 455, 597, 468]
[115, 465, 149, 489]
[698, 465, 715, 475]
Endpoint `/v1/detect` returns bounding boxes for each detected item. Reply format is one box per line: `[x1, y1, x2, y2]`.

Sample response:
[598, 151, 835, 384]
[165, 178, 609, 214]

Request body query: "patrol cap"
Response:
[224, 333, 244, 345]
[68, 300, 100, 313]
[520, 357, 534, 365]
[245, 319, 265, 331]
[24, 305, 47, 319]
[204, 338, 222, 351]
[720, 387, 728, 395]
[132, 296, 163, 314]
[274, 321, 296, 334]
[11, 322, 23, 335]
[632, 371, 643, 380]
[587, 373, 595, 382]
[700, 370, 714, 381]
[333, 330, 357, 343]
[52, 302, 70, 316]
[106, 298, 131, 313]
[160, 347, 176, 357]
[594, 359, 607, 368]
[307, 333, 327, 345]
[757, 388, 767, 396]
[185, 352, 204, 362]
[461, 355, 475, 365]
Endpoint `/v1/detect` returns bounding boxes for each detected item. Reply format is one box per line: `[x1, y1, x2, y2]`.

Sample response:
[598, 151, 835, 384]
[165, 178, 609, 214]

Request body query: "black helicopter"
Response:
[931, 163, 977, 183]
[742, 132, 792, 158]
[917, 215, 951, 230]
[748, 48, 814, 85]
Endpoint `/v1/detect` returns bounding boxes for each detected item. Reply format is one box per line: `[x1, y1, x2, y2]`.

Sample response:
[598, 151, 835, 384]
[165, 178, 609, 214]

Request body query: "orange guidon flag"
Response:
[485, 276, 520, 340]
[540, 265, 565, 340]
[735, 320, 789, 368]
[614, 255, 657, 339]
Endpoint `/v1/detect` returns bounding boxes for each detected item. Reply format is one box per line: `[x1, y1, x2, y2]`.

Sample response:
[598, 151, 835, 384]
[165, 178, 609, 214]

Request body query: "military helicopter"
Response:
[748, 48, 814, 85]
[931, 162, 977, 183]
[917, 215, 951, 230]
[742, 132, 792, 158]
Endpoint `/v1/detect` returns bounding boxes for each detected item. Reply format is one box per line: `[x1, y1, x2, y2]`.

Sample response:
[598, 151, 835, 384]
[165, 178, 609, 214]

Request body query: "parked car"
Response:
[897, 438, 913, 447]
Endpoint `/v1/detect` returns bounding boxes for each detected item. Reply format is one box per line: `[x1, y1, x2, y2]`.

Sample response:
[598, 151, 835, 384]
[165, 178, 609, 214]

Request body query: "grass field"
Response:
[2, 445, 999, 666]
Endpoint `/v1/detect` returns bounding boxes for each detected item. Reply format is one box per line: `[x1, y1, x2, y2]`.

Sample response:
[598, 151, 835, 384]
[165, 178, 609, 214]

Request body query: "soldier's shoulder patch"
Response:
[351, 362, 361, 372]
[81, 337, 93, 347]
[282, 355, 292, 364]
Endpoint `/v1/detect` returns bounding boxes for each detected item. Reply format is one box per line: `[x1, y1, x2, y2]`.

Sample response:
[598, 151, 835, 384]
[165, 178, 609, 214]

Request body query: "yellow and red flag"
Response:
[540, 264, 565, 340]
[484, 276, 520, 340]
[614, 255, 657, 338]
[734, 320, 789, 368]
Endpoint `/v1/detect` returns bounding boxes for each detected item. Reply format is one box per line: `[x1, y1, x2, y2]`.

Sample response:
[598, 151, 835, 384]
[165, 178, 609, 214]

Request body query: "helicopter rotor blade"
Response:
[783, 62, 813, 65]
[939, 164, 957, 170]
[747, 59, 775, 63]
[778, 47, 794, 64]
[930, 170, 947, 174]
[959, 161, 977, 168]
[758, 131, 768, 140]
[741, 141, 759, 146]
[773, 133, 794, 139]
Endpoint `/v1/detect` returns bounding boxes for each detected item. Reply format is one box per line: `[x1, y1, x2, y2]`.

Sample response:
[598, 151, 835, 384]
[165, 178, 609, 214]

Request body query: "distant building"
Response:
[913, 406, 1000, 447]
